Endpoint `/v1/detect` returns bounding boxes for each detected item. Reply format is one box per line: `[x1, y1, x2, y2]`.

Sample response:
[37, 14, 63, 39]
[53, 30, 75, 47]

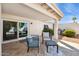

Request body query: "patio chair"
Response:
[42, 32, 52, 43]
[42, 32, 59, 53]
[26, 35, 39, 52]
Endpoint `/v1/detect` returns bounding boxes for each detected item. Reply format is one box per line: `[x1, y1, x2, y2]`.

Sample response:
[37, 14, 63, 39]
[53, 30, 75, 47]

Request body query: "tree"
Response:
[72, 16, 77, 23]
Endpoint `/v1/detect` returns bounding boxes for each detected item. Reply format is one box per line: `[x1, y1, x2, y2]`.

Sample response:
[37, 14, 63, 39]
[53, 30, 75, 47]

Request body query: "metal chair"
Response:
[26, 35, 39, 52]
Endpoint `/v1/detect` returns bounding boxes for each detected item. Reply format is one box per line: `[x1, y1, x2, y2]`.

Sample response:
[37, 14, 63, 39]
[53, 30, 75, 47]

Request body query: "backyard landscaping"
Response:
[59, 28, 79, 43]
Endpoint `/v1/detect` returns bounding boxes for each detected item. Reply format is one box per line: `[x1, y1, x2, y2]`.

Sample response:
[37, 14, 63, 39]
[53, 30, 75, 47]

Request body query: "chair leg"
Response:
[42, 39, 44, 44]
[27, 47, 29, 52]
[57, 45, 58, 53]
[47, 46, 48, 52]
[38, 48, 39, 53]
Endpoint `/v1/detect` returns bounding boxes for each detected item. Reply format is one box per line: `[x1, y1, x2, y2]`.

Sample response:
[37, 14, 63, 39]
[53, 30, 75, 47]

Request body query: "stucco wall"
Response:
[1, 13, 53, 43]
[29, 20, 53, 35]
[29, 20, 44, 35]
[0, 3, 1, 56]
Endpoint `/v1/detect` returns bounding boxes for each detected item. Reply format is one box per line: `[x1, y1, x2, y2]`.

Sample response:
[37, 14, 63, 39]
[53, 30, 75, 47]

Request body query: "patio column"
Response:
[54, 20, 59, 42]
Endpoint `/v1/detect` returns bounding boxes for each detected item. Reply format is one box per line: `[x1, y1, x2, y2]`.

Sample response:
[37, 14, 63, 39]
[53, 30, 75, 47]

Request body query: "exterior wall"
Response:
[29, 19, 44, 35]
[30, 21, 53, 35]
[59, 23, 79, 34]
[1, 13, 53, 43]
[45, 22, 53, 29]
[0, 3, 1, 56]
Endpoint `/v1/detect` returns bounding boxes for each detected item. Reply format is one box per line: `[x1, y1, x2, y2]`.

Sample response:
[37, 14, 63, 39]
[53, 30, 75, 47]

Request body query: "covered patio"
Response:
[1, 3, 64, 56]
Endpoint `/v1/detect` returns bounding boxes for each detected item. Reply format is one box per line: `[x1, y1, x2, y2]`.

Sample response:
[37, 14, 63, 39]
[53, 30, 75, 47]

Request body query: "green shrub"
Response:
[49, 29, 54, 35]
[43, 28, 49, 32]
[63, 29, 76, 37]
[43, 28, 54, 35]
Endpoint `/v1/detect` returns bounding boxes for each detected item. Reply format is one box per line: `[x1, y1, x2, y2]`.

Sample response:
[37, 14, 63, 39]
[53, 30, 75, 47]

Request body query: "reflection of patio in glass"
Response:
[19, 22, 28, 37]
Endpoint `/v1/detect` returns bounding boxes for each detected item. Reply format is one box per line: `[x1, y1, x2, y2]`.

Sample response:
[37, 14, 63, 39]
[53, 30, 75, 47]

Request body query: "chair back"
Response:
[43, 32, 50, 38]
[26, 35, 39, 47]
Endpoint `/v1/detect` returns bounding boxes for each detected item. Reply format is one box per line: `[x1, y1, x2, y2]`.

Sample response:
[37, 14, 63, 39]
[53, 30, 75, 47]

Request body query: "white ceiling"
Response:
[2, 3, 55, 22]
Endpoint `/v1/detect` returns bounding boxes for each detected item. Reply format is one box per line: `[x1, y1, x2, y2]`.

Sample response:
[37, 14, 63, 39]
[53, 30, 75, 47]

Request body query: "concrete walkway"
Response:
[58, 39, 79, 56]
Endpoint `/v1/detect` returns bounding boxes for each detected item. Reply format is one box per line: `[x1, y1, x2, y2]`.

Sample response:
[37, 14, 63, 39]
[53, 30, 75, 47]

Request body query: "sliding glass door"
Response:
[3, 20, 28, 41]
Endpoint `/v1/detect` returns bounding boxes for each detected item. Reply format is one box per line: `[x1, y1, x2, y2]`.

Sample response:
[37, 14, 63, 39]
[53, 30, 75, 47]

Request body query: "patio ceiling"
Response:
[2, 3, 56, 22]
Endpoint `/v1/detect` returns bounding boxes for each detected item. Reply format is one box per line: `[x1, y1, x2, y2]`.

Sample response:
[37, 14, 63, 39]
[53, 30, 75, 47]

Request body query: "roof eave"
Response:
[46, 3, 64, 18]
